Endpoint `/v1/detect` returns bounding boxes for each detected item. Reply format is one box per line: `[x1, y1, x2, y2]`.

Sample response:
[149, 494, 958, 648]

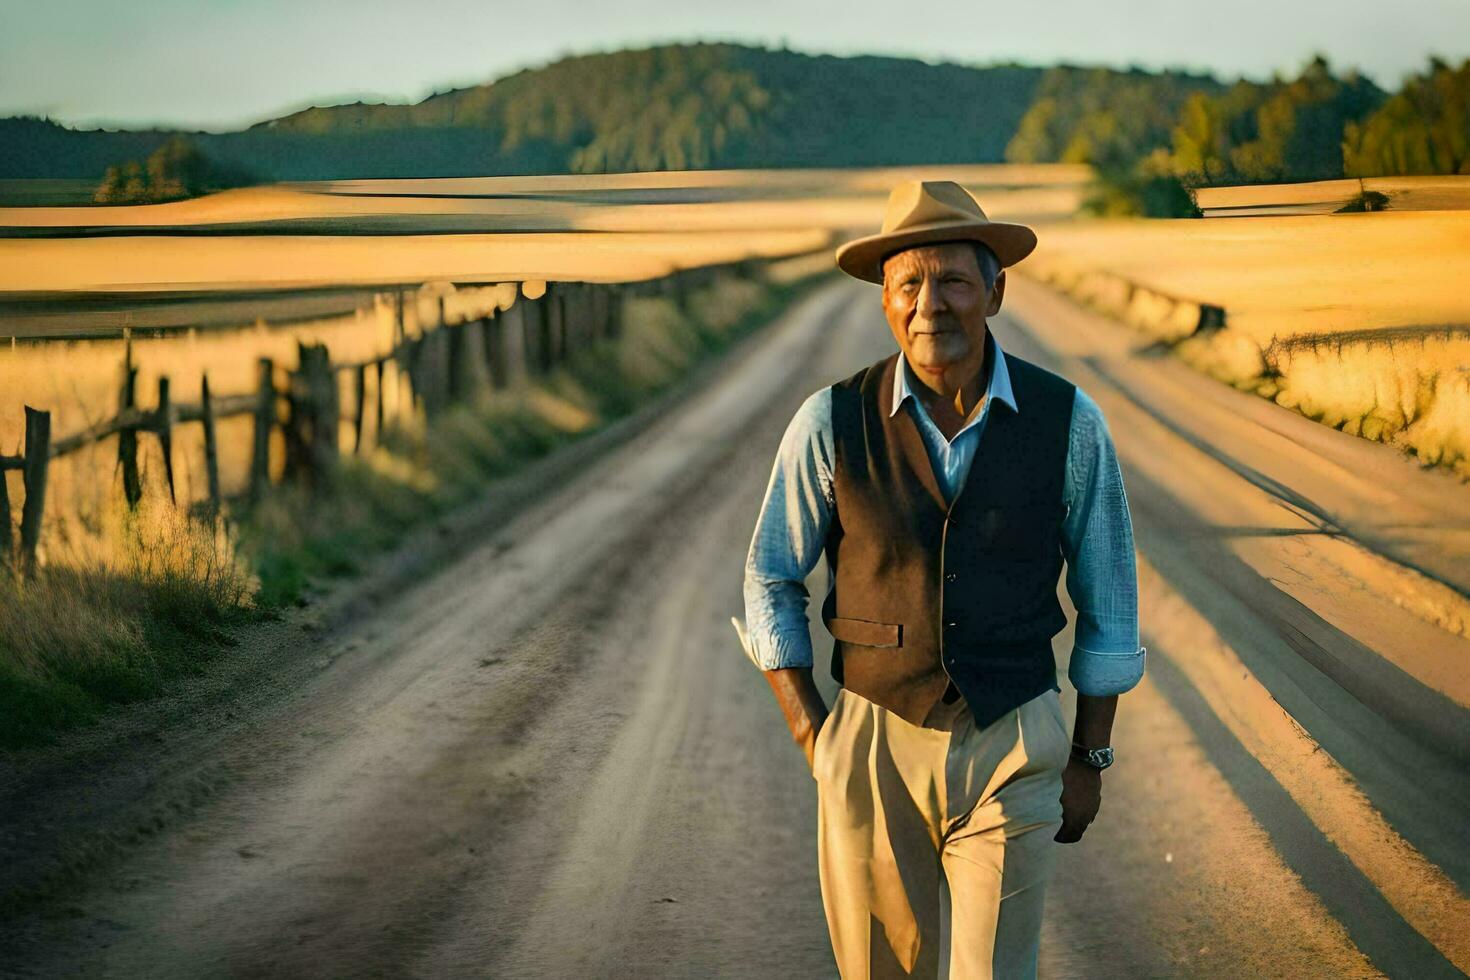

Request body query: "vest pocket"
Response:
[824, 616, 903, 648]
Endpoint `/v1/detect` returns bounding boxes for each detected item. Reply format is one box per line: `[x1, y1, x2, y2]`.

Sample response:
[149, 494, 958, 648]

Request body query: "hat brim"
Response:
[834, 219, 1038, 284]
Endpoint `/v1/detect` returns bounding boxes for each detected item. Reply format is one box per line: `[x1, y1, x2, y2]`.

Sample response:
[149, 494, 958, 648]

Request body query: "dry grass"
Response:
[0, 495, 254, 746]
[1024, 210, 1470, 344]
[1019, 208, 1470, 479]
[1258, 327, 1470, 473]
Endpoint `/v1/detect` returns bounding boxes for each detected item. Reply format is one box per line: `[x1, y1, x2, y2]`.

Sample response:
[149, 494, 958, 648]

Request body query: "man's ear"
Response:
[987, 269, 1006, 316]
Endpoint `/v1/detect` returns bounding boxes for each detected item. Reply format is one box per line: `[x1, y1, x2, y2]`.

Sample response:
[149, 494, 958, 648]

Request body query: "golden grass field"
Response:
[1020, 203, 1470, 477]
[2, 160, 1465, 577]
[0, 163, 1087, 295]
[0, 162, 1087, 574]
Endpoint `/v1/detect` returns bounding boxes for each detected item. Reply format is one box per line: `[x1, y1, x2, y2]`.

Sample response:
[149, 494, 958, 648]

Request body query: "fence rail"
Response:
[0, 258, 756, 573]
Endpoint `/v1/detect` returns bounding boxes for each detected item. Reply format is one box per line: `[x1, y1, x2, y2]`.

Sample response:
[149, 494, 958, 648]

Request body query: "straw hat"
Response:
[835, 179, 1038, 284]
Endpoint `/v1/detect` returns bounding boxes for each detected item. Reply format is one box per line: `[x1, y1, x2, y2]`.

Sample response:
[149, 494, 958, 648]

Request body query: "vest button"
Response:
[945, 621, 957, 629]
[945, 572, 957, 582]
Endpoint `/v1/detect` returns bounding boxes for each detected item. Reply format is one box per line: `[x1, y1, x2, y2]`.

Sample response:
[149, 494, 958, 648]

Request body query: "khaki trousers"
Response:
[812, 685, 1070, 979]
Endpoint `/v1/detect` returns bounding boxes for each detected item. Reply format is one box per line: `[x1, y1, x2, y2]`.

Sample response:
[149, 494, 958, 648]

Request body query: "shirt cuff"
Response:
[1068, 642, 1146, 696]
[749, 629, 814, 671]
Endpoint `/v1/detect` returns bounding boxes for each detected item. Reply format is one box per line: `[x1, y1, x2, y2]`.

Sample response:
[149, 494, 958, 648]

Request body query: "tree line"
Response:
[0, 42, 1460, 212]
[93, 134, 257, 204]
[1008, 54, 1468, 216]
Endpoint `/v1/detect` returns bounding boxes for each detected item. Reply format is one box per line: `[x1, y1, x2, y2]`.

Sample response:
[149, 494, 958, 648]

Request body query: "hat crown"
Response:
[833, 176, 1036, 284]
[882, 179, 989, 234]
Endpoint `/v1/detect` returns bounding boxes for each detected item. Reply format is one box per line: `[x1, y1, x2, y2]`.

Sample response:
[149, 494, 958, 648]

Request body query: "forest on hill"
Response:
[0, 43, 1217, 183]
[2, 43, 1465, 214]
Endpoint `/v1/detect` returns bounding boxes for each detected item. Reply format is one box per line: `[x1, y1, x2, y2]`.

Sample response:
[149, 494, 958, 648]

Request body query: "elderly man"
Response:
[738, 180, 1146, 978]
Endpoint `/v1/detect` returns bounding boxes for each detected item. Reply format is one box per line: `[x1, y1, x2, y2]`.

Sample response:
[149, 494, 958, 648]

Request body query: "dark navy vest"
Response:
[822, 335, 1076, 729]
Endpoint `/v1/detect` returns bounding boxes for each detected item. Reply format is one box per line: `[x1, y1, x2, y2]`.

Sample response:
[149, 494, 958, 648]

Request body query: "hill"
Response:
[0, 42, 1224, 182]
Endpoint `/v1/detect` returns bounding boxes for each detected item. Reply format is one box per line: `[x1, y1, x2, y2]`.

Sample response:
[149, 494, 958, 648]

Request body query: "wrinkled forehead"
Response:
[881, 241, 981, 280]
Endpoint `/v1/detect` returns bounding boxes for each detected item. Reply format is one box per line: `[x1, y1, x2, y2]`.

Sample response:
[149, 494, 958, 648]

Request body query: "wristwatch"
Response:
[1071, 742, 1115, 770]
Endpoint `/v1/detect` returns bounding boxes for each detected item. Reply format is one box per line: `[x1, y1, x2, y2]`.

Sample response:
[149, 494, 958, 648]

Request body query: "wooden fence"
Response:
[0, 260, 743, 574]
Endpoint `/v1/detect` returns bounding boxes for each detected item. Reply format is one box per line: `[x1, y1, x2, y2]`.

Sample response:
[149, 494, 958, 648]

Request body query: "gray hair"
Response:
[881, 240, 1002, 292]
[970, 241, 1001, 292]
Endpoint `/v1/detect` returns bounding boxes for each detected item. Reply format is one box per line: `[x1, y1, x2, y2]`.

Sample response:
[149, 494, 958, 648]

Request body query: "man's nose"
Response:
[915, 275, 945, 316]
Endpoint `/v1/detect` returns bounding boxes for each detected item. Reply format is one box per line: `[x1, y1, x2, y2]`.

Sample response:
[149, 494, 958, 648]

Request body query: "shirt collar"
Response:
[889, 331, 1018, 419]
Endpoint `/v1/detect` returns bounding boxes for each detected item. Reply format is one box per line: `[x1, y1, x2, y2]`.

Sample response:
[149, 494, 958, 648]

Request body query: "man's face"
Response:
[880, 242, 1004, 389]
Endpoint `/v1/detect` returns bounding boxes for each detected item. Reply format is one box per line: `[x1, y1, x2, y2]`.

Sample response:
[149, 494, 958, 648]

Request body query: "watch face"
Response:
[1074, 745, 1114, 769]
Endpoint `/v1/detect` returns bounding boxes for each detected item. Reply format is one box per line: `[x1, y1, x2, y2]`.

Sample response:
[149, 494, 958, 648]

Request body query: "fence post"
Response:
[374, 359, 386, 436]
[534, 285, 554, 371]
[200, 372, 221, 508]
[353, 363, 368, 452]
[157, 375, 176, 505]
[486, 312, 508, 389]
[311, 350, 339, 478]
[414, 328, 449, 419]
[522, 297, 547, 375]
[284, 353, 307, 481]
[117, 341, 141, 509]
[483, 315, 499, 388]
[548, 284, 566, 366]
[288, 342, 338, 489]
[447, 321, 468, 405]
[403, 333, 425, 415]
[250, 357, 274, 503]
[432, 328, 451, 413]
[395, 334, 416, 417]
[0, 465, 11, 564]
[19, 406, 50, 575]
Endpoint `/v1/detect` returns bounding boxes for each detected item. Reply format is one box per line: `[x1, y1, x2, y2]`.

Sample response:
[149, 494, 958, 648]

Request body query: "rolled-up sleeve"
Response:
[742, 388, 837, 670]
[1060, 387, 1146, 696]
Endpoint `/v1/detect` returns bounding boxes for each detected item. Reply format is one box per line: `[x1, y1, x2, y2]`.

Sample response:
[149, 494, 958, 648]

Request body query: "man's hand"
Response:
[1055, 691, 1118, 843]
[763, 667, 828, 771]
[1055, 757, 1101, 843]
[732, 617, 829, 771]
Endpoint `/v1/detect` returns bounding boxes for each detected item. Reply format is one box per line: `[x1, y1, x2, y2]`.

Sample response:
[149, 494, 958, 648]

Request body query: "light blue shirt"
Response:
[742, 335, 1146, 697]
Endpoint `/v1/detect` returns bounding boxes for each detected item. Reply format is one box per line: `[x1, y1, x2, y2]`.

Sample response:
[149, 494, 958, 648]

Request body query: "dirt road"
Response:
[2, 274, 1466, 978]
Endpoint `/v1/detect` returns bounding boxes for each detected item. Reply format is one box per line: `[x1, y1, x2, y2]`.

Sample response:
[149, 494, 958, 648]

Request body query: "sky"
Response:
[1, 0, 1463, 132]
